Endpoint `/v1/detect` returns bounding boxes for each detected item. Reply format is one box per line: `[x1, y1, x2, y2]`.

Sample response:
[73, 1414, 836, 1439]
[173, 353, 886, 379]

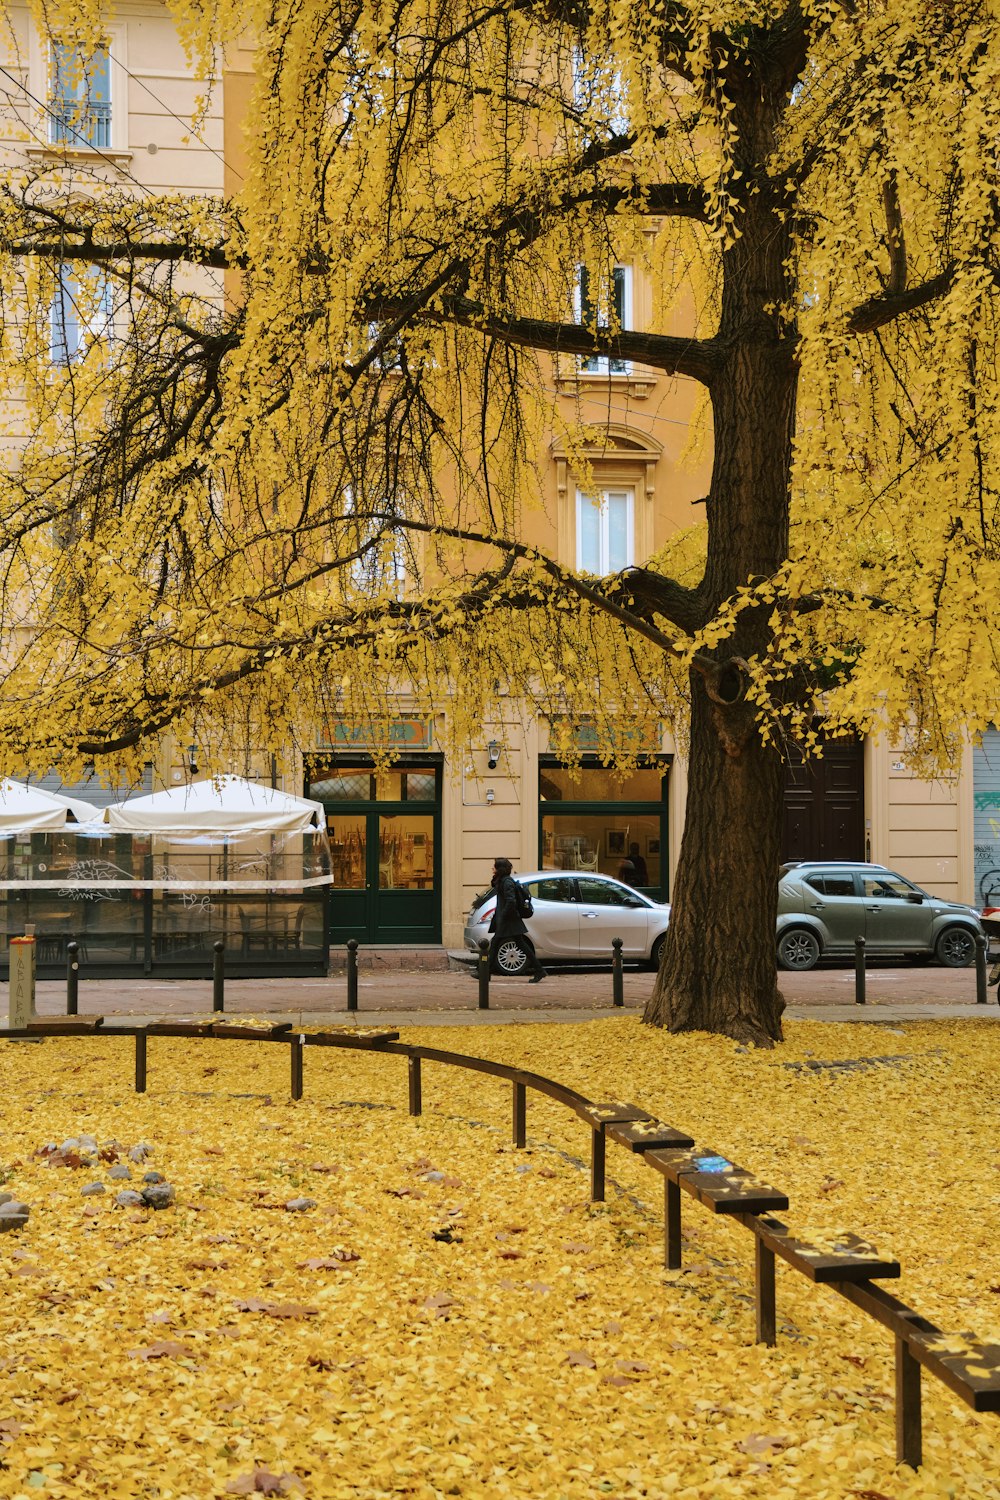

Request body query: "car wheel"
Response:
[935, 927, 976, 968]
[649, 933, 666, 971]
[777, 928, 821, 972]
[495, 938, 529, 976]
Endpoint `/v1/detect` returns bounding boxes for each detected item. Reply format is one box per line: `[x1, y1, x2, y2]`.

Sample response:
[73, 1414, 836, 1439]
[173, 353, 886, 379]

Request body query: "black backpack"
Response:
[513, 880, 534, 919]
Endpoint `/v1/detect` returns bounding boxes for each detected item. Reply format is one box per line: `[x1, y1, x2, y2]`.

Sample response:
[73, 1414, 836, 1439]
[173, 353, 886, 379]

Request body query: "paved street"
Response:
[12, 957, 998, 1028]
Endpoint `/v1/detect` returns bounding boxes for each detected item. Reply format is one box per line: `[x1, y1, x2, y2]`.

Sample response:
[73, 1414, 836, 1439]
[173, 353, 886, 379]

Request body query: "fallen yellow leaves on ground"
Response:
[0, 1017, 997, 1499]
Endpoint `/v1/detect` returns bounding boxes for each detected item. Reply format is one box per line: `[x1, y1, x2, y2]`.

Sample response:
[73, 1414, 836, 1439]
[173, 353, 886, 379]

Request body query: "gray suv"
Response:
[777, 862, 982, 971]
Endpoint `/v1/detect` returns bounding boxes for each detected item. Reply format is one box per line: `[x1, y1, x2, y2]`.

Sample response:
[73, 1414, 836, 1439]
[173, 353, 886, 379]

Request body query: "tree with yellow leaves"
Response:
[0, 0, 998, 1044]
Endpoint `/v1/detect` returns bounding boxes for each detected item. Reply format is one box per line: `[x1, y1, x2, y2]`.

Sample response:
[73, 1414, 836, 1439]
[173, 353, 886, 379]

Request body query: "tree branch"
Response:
[847, 267, 953, 334]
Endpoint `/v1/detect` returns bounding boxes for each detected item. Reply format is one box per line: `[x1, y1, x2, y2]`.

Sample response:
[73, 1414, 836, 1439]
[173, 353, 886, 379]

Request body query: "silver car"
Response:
[464, 869, 670, 975]
[777, 861, 982, 971]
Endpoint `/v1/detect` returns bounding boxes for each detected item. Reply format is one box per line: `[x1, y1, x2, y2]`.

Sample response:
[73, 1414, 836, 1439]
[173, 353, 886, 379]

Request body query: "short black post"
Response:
[755, 1238, 776, 1346]
[408, 1056, 422, 1116]
[346, 939, 359, 1012]
[512, 1081, 526, 1148]
[611, 937, 624, 1007]
[66, 941, 79, 1017]
[135, 1031, 147, 1094]
[290, 1035, 304, 1100]
[855, 935, 866, 1005]
[976, 933, 988, 1004]
[212, 940, 225, 1013]
[477, 939, 490, 1009]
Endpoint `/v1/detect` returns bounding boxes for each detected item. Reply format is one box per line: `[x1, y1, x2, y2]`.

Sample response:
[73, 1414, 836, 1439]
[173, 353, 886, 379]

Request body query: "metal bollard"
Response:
[346, 939, 359, 1012]
[976, 933, 988, 1005]
[66, 941, 79, 1017]
[478, 939, 491, 1009]
[855, 936, 866, 1005]
[611, 937, 624, 1006]
[213, 940, 225, 1013]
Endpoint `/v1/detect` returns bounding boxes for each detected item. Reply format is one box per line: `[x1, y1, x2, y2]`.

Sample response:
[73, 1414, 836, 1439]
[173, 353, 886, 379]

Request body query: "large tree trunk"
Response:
[644, 77, 797, 1046]
[644, 682, 786, 1043]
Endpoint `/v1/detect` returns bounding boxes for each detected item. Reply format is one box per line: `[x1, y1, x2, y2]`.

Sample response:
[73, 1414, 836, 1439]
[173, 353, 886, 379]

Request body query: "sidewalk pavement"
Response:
[10, 960, 999, 1028]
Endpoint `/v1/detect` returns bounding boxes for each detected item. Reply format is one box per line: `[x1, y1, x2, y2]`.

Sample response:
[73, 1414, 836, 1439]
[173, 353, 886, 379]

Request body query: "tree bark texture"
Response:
[644, 81, 797, 1045]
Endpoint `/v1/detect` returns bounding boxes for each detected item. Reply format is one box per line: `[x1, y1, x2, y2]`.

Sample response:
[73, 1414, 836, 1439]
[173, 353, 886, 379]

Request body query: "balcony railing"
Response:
[49, 99, 111, 151]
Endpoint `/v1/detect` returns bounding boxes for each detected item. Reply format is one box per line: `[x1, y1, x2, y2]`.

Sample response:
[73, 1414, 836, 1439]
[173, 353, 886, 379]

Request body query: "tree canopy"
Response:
[0, 0, 998, 1040]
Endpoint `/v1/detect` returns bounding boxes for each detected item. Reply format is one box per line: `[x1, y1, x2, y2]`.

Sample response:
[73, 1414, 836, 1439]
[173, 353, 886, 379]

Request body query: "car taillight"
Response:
[477, 902, 496, 921]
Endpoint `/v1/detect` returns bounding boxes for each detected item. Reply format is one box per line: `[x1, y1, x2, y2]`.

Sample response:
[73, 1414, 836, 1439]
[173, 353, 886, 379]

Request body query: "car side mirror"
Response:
[622, 896, 644, 908]
[906, 893, 923, 904]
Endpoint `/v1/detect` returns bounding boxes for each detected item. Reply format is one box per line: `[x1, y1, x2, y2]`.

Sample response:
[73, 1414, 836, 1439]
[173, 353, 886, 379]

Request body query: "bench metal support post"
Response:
[477, 940, 491, 1009]
[755, 1238, 776, 1345]
[590, 1127, 605, 1202]
[664, 1180, 682, 1269]
[611, 938, 624, 1006]
[346, 940, 359, 1012]
[513, 1081, 526, 1147]
[408, 1056, 422, 1116]
[134, 1032, 147, 1094]
[213, 941, 225, 1013]
[66, 941, 79, 1017]
[855, 936, 866, 1004]
[976, 933, 988, 1004]
[290, 1037, 304, 1101]
[895, 1335, 922, 1468]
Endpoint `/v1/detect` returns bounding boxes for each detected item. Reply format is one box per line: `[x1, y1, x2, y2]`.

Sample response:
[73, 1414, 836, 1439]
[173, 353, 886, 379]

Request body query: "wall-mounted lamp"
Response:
[187, 744, 199, 775]
[486, 739, 501, 770]
[486, 787, 496, 806]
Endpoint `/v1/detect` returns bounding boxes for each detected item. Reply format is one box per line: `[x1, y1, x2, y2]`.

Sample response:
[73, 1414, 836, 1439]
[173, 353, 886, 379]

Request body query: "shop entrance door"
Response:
[308, 764, 441, 947]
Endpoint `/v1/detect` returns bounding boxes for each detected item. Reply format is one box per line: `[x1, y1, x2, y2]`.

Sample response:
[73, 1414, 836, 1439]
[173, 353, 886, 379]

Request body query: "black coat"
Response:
[487, 875, 527, 938]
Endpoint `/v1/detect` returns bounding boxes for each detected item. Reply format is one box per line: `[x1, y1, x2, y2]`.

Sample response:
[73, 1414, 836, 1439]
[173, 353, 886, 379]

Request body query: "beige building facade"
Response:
[0, 4, 985, 972]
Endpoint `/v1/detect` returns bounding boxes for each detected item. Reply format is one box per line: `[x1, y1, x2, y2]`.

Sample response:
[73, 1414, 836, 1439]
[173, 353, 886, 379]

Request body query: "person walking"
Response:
[488, 857, 546, 982]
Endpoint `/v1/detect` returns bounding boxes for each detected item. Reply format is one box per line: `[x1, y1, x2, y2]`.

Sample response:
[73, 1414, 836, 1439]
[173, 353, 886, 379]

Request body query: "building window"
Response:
[575, 264, 630, 374]
[539, 758, 669, 896]
[571, 49, 629, 139]
[50, 265, 113, 366]
[576, 487, 634, 574]
[50, 42, 112, 150]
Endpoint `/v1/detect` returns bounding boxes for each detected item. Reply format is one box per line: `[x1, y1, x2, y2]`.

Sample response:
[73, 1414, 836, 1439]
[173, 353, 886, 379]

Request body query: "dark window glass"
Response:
[527, 877, 578, 904]
[576, 877, 633, 906]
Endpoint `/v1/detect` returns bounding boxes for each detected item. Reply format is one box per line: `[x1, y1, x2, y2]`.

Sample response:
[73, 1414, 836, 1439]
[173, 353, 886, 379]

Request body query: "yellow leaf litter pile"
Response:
[0, 1016, 997, 1500]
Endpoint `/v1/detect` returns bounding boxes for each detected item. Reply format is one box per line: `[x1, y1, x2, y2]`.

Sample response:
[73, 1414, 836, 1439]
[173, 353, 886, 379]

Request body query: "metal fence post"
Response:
[346, 939, 359, 1012]
[66, 941, 79, 1017]
[975, 933, 988, 1005]
[478, 939, 490, 1009]
[290, 1034, 304, 1100]
[611, 937, 624, 1006]
[855, 936, 866, 1005]
[213, 940, 225, 1013]
[135, 1031, 147, 1094]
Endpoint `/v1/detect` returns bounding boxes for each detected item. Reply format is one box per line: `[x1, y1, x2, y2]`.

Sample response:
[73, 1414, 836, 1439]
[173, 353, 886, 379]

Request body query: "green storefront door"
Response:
[308, 763, 441, 946]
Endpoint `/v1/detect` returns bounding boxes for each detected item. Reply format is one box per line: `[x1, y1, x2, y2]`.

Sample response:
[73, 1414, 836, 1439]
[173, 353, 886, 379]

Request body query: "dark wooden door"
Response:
[782, 737, 864, 863]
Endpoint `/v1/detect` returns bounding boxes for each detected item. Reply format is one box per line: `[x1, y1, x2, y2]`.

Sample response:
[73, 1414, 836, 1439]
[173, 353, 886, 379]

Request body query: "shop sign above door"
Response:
[321, 719, 434, 750]
[549, 719, 663, 755]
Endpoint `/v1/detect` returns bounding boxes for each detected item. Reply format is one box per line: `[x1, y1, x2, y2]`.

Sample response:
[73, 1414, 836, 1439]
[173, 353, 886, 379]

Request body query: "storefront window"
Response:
[540, 766, 662, 801]
[309, 767, 437, 802]
[538, 757, 668, 895]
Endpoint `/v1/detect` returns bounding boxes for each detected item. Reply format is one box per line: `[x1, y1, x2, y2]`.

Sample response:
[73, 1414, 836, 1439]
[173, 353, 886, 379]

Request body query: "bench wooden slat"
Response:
[308, 1028, 400, 1048]
[606, 1120, 695, 1152]
[644, 1146, 789, 1214]
[26, 1017, 104, 1033]
[748, 1214, 900, 1284]
[212, 1022, 293, 1039]
[582, 1102, 651, 1127]
[145, 1021, 216, 1036]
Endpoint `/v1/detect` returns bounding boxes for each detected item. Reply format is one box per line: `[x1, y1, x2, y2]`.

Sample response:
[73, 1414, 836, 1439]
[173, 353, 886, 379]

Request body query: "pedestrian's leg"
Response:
[523, 935, 547, 982]
[488, 933, 501, 975]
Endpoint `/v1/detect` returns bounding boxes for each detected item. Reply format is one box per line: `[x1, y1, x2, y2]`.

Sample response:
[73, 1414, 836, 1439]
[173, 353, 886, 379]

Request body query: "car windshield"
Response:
[470, 890, 493, 913]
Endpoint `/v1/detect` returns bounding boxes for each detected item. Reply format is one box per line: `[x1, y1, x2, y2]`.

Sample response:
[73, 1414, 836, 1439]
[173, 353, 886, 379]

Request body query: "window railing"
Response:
[50, 99, 112, 150]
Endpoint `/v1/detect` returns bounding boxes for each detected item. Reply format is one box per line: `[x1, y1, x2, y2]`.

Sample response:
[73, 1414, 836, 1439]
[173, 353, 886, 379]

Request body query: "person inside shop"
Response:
[488, 857, 547, 983]
[626, 842, 649, 886]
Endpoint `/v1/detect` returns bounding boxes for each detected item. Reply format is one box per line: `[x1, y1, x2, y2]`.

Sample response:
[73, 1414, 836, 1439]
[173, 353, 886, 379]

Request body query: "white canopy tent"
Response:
[105, 777, 326, 837]
[0, 779, 105, 832]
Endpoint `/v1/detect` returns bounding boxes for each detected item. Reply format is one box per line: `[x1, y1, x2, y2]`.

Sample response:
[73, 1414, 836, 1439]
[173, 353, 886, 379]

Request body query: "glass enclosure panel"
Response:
[539, 766, 663, 801]
[378, 814, 434, 889]
[541, 813, 661, 886]
[327, 816, 366, 888]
